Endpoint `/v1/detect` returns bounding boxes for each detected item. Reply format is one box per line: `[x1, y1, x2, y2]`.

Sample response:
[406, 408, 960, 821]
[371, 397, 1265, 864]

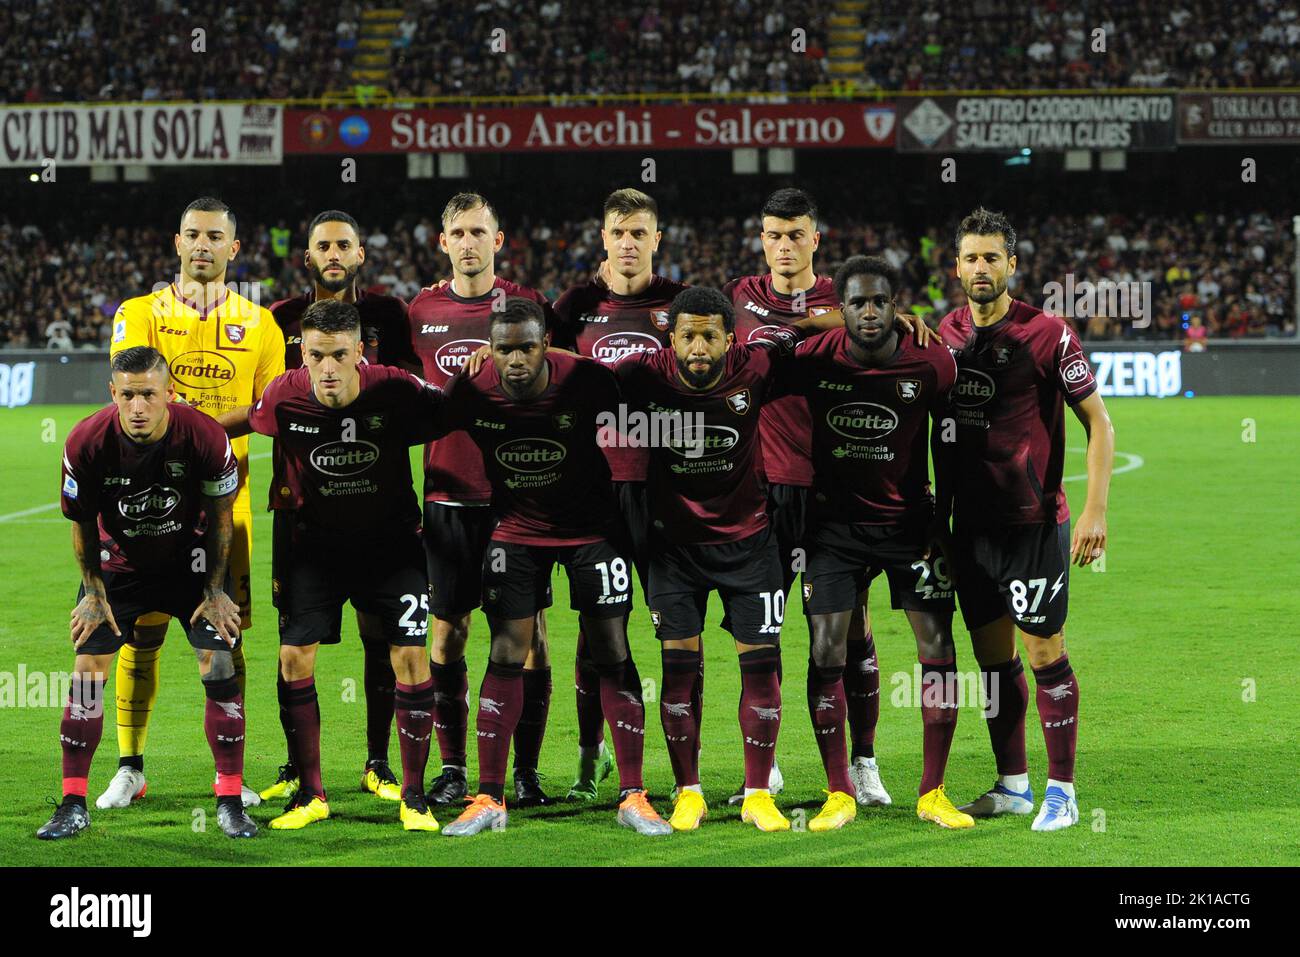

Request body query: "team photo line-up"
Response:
[40, 186, 1115, 842]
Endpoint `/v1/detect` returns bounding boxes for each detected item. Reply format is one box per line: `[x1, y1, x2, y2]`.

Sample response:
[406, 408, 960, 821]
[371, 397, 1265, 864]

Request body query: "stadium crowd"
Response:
[3, 0, 1297, 102]
[1, 210, 1291, 350]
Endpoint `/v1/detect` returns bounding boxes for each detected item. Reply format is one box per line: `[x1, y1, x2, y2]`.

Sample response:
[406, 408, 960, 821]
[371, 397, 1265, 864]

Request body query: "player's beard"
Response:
[846, 317, 892, 353]
[964, 274, 1006, 304]
[676, 353, 720, 389]
[309, 260, 359, 294]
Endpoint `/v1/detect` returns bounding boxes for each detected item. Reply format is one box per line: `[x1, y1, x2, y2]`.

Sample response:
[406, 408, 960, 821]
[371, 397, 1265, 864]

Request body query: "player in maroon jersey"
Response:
[724, 188, 933, 806]
[39, 346, 255, 841]
[937, 208, 1114, 832]
[778, 256, 969, 830]
[407, 193, 556, 809]
[223, 300, 450, 833]
[260, 209, 421, 807]
[551, 187, 689, 801]
[436, 297, 671, 838]
[613, 287, 839, 833]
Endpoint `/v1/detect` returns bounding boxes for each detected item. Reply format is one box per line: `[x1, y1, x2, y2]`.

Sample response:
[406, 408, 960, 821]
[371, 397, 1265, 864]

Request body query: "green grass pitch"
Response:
[1, 397, 1296, 866]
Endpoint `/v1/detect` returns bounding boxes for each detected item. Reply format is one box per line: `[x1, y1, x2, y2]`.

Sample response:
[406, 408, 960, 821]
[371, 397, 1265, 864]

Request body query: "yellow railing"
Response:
[20, 86, 1300, 110]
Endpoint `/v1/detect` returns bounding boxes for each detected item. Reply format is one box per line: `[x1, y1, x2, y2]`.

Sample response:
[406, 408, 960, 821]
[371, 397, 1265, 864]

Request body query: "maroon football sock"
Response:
[283, 676, 324, 800]
[275, 670, 297, 770]
[203, 677, 246, 798]
[429, 656, 468, 767]
[574, 629, 605, 749]
[512, 666, 551, 773]
[1032, 654, 1079, 783]
[844, 633, 880, 759]
[361, 636, 396, 764]
[660, 649, 701, 788]
[596, 656, 645, 792]
[738, 647, 782, 789]
[806, 662, 853, 794]
[919, 657, 959, 795]
[475, 660, 524, 801]
[394, 678, 436, 797]
[982, 657, 1029, 776]
[60, 674, 106, 799]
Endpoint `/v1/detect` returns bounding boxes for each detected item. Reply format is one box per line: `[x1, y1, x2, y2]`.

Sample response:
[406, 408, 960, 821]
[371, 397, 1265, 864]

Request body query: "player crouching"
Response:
[224, 300, 452, 832]
[40, 347, 255, 840]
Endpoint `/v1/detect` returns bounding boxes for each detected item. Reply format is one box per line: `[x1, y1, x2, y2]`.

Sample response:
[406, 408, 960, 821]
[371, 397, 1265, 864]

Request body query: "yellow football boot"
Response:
[917, 785, 975, 829]
[361, 760, 403, 802]
[740, 790, 790, 832]
[269, 795, 330, 830]
[400, 794, 440, 832]
[669, 789, 708, 832]
[808, 790, 857, 832]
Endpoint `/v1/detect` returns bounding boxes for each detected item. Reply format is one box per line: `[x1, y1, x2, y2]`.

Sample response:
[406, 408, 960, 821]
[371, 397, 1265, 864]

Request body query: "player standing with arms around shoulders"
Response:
[259, 209, 420, 806]
[781, 256, 969, 830]
[938, 208, 1114, 831]
[614, 287, 839, 833]
[437, 298, 670, 838]
[551, 187, 689, 801]
[100, 197, 283, 811]
[408, 194, 555, 809]
[223, 300, 450, 833]
[40, 347, 254, 840]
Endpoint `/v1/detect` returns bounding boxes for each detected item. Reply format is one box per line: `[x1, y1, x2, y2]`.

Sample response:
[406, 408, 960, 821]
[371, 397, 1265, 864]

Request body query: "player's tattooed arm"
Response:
[192, 491, 241, 646]
[217, 404, 253, 438]
[70, 519, 119, 649]
[1069, 391, 1115, 567]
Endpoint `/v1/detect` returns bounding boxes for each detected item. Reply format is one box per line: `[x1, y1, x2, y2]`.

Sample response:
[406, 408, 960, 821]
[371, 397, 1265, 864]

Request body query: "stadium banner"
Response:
[284, 103, 897, 154]
[0, 104, 282, 167]
[1178, 92, 1300, 144]
[896, 95, 1176, 153]
[1086, 345, 1300, 398]
[4, 346, 1299, 406]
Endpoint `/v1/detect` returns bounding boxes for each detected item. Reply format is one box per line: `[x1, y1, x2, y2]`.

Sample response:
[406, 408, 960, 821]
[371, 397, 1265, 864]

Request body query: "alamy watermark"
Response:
[1042, 274, 1151, 329]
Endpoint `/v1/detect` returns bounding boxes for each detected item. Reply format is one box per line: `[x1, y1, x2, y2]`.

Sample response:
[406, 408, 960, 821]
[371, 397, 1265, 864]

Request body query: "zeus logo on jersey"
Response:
[118, 485, 181, 520]
[592, 332, 660, 364]
[421, 324, 450, 334]
[309, 440, 380, 476]
[743, 302, 771, 317]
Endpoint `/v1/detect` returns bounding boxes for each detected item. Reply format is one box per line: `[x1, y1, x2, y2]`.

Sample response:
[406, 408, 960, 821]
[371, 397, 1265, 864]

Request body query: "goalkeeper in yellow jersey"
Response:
[99, 196, 284, 809]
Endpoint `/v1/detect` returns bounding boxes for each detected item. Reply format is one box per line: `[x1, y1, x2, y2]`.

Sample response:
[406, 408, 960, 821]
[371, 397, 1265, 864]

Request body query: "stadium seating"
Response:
[4, 0, 1293, 103]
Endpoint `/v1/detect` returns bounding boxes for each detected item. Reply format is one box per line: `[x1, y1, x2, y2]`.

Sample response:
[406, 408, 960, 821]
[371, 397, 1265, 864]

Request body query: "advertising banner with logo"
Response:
[896, 95, 1176, 152]
[285, 103, 896, 154]
[1178, 92, 1300, 144]
[0, 104, 282, 167]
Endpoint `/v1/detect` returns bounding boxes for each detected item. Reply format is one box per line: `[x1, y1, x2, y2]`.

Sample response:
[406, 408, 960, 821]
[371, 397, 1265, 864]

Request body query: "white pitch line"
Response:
[0, 502, 59, 522]
[0, 450, 272, 523]
[1063, 448, 1144, 483]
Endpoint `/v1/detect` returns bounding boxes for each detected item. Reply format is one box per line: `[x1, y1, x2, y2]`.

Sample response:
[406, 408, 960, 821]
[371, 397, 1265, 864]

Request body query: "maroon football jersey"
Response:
[938, 300, 1098, 528]
[440, 352, 620, 546]
[782, 328, 958, 525]
[408, 277, 552, 504]
[614, 334, 804, 546]
[61, 403, 239, 573]
[271, 288, 418, 372]
[248, 364, 446, 541]
[552, 274, 688, 482]
[723, 272, 838, 487]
